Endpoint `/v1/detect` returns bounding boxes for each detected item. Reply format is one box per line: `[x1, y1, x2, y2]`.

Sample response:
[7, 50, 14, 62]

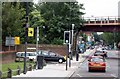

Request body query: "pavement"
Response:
[12, 49, 94, 78]
[106, 50, 120, 59]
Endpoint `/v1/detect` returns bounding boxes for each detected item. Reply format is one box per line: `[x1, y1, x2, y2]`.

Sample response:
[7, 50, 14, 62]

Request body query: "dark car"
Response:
[94, 51, 107, 58]
[38, 50, 66, 63]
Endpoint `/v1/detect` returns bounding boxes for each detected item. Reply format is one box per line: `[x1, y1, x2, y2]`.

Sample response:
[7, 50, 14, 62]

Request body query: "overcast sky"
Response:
[34, 0, 120, 17]
[79, 0, 119, 17]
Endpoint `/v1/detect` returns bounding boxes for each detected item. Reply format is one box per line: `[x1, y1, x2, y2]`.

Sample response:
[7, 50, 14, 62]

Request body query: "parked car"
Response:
[88, 56, 106, 72]
[15, 52, 37, 62]
[38, 50, 66, 63]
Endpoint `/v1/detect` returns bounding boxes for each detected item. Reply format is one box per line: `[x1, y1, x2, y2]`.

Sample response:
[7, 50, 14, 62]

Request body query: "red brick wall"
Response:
[0, 51, 16, 64]
[17, 44, 67, 56]
[1, 44, 67, 64]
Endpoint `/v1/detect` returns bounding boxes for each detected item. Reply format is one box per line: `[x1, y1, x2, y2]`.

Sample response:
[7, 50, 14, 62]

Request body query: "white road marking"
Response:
[111, 74, 117, 78]
[76, 74, 82, 77]
[106, 62, 111, 68]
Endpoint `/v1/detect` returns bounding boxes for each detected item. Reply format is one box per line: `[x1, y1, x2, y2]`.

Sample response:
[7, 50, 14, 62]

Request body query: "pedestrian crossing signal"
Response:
[28, 28, 34, 37]
[64, 31, 70, 44]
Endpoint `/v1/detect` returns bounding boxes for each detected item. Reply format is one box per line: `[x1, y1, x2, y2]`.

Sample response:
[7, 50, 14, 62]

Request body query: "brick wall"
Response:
[0, 51, 16, 64]
[17, 44, 67, 56]
[1, 44, 67, 64]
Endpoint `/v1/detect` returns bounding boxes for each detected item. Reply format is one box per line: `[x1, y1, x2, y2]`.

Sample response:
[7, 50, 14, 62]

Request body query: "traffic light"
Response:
[64, 31, 70, 44]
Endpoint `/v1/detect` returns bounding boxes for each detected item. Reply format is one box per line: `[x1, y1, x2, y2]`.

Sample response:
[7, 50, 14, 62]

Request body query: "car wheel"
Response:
[58, 59, 63, 63]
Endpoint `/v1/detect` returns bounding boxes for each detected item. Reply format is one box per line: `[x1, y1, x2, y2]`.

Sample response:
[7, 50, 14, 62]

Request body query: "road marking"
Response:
[76, 74, 82, 77]
[111, 74, 117, 78]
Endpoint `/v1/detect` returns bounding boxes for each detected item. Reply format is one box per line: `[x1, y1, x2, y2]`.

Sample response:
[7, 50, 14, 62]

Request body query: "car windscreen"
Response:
[16, 53, 21, 57]
[41, 51, 49, 56]
[29, 53, 36, 56]
[91, 57, 104, 62]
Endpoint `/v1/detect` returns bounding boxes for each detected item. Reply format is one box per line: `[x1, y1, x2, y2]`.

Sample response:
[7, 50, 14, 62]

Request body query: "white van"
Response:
[16, 52, 37, 62]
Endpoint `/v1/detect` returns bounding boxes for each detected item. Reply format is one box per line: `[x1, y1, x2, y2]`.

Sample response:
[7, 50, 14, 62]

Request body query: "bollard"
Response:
[7, 68, 12, 78]
[0, 72, 1, 79]
[28, 64, 32, 71]
[17, 66, 21, 75]
[33, 63, 37, 70]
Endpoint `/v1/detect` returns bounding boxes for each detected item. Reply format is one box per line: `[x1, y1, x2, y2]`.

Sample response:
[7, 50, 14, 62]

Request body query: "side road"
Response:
[12, 49, 95, 78]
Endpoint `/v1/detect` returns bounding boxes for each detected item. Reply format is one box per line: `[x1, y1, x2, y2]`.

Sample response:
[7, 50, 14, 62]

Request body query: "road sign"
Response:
[5, 37, 15, 46]
[28, 28, 34, 37]
[15, 37, 20, 45]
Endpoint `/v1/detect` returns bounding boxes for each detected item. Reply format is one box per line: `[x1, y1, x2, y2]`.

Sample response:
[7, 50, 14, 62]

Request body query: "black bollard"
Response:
[17, 66, 21, 75]
[0, 71, 2, 79]
[7, 68, 12, 78]
[28, 64, 32, 71]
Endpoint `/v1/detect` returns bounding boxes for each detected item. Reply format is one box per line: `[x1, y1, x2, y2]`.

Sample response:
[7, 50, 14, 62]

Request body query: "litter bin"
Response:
[37, 55, 44, 69]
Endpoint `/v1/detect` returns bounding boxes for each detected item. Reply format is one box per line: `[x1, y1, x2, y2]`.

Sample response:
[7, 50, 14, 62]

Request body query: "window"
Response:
[91, 57, 104, 62]
[49, 52, 56, 56]
[42, 51, 49, 56]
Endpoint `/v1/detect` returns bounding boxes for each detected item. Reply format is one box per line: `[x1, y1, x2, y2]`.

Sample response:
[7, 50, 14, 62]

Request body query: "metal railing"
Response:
[83, 16, 120, 24]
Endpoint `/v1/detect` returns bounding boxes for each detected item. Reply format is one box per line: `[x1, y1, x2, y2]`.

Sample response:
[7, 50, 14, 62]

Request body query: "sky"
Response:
[34, 0, 120, 17]
[78, 0, 119, 17]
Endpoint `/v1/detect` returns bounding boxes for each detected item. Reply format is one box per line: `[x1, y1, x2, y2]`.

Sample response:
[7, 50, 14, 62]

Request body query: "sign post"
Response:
[36, 27, 39, 54]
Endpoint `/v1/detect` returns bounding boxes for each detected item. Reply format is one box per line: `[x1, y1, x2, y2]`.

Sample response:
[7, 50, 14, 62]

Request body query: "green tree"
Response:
[100, 32, 120, 48]
[2, 2, 25, 44]
[35, 2, 85, 44]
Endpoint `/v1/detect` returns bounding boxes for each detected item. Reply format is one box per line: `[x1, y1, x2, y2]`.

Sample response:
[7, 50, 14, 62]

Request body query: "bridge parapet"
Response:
[83, 16, 120, 25]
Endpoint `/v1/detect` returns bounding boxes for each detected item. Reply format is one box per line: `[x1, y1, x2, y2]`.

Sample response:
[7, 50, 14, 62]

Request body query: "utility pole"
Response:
[23, 2, 29, 74]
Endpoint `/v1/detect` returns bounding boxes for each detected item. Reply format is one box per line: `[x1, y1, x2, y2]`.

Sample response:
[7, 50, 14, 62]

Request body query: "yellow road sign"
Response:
[15, 37, 20, 45]
[28, 28, 34, 37]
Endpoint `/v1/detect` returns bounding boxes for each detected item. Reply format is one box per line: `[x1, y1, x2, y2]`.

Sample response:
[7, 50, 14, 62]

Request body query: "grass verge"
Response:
[1, 61, 35, 78]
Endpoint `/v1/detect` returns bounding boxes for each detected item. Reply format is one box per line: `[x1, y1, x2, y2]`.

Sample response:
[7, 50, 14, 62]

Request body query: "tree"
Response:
[100, 32, 120, 48]
[2, 2, 25, 44]
[35, 2, 85, 44]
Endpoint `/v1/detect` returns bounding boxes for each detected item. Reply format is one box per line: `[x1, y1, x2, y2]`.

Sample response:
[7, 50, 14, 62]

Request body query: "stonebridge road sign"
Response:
[28, 28, 34, 37]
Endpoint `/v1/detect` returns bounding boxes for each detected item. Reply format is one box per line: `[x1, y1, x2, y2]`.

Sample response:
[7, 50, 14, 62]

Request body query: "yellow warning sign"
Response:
[28, 28, 34, 37]
[15, 37, 20, 45]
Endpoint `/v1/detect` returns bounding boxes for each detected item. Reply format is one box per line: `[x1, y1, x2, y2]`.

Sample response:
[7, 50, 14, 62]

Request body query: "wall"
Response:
[0, 51, 16, 64]
[17, 44, 67, 56]
[1, 44, 67, 64]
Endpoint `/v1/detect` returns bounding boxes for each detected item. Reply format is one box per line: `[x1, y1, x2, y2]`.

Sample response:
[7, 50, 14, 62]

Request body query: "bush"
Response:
[51, 38, 63, 45]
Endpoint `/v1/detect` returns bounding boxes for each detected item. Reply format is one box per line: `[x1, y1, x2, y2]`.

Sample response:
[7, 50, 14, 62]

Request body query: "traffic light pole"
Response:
[66, 41, 69, 70]
[69, 44, 71, 67]
[23, 2, 28, 74]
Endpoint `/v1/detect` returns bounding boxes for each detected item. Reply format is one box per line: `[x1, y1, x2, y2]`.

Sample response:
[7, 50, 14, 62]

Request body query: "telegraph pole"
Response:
[23, 2, 29, 74]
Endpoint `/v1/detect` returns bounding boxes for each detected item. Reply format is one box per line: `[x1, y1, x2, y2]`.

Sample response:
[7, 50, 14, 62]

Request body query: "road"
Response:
[70, 50, 119, 79]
